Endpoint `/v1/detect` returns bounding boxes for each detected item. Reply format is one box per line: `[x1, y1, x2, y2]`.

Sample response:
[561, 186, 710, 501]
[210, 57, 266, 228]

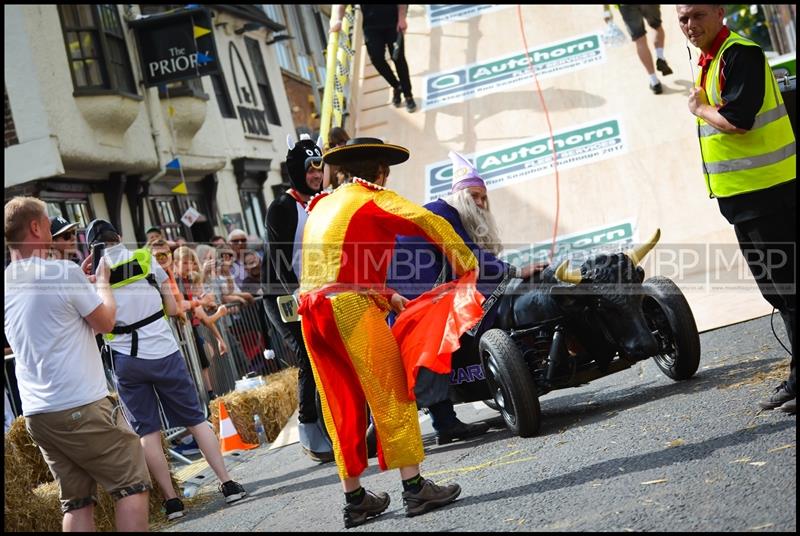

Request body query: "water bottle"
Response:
[253, 414, 267, 446]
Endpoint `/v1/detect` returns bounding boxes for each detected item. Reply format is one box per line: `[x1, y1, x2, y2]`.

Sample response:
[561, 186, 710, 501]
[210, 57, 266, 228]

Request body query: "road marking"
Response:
[424, 450, 537, 479]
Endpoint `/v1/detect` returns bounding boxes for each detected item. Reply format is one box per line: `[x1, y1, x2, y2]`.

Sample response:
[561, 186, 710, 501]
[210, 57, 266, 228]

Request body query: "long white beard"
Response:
[444, 190, 503, 255]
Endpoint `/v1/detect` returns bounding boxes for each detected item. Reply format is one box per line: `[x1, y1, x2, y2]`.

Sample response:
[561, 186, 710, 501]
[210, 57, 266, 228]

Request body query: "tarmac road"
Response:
[161, 314, 796, 532]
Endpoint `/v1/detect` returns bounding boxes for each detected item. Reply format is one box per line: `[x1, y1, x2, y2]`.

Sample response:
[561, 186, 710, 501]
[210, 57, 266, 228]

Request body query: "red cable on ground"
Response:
[517, 5, 561, 263]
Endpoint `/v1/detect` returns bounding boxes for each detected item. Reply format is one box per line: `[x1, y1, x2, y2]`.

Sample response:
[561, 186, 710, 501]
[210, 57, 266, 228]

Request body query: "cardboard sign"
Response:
[180, 206, 201, 227]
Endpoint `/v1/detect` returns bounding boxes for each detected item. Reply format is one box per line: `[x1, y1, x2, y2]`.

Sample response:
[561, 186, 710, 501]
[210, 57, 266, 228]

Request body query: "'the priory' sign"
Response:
[129, 7, 220, 87]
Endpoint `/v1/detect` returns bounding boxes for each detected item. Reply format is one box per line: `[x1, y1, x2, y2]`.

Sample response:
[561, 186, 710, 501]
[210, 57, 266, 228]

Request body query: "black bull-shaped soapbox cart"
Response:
[447, 229, 701, 437]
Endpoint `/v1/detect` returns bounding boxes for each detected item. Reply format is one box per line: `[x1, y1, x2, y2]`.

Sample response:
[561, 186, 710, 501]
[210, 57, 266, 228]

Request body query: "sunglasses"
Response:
[230, 238, 247, 243]
[55, 231, 75, 240]
[155, 252, 171, 260]
[221, 252, 234, 258]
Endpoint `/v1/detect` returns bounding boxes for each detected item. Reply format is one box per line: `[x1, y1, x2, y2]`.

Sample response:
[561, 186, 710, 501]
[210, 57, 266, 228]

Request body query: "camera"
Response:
[91, 242, 105, 274]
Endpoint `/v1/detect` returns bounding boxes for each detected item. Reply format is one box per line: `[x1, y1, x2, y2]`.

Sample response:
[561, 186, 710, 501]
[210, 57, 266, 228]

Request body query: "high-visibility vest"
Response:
[696, 31, 796, 198]
[104, 248, 164, 357]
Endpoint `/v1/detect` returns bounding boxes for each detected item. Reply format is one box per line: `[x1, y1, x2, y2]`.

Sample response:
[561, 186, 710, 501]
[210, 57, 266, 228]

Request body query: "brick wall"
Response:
[5, 85, 18, 148]
[281, 73, 320, 136]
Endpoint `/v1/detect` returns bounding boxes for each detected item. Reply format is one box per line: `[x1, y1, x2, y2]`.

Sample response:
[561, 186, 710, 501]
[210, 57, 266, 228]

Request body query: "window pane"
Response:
[46, 203, 63, 219]
[79, 31, 98, 58]
[99, 5, 122, 35]
[72, 61, 88, 87]
[275, 41, 294, 72]
[251, 193, 265, 238]
[242, 194, 258, 237]
[76, 5, 95, 28]
[66, 32, 81, 59]
[84, 59, 103, 86]
[62, 5, 79, 28]
[211, 73, 236, 118]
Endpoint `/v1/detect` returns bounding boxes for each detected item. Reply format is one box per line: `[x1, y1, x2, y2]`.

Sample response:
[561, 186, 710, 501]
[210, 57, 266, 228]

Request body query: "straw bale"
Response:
[4, 429, 180, 531]
[4, 438, 43, 532]
[6, 416, 53, 489]
[210, 368, 299, 444]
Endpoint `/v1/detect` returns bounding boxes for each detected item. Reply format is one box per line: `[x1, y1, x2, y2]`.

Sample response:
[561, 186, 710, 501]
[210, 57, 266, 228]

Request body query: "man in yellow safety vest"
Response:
[677, 5, 796, 414]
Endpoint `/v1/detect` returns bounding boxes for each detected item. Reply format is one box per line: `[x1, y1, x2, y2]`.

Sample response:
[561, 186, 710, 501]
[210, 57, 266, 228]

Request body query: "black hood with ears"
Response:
[286, 133, 323, 196]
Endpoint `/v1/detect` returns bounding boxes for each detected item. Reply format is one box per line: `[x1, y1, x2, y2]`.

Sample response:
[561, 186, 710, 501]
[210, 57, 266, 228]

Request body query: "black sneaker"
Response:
[779, 398, 796, 414]
[650, 82, 663, 95]
[436, 420, 490, 445]
[219, 480, 247, 504]
[392, 86, 403, 108]
[164, 497, 185, 520]
[302, 446, 335, 464]
[402, 478, 461, 517]
[656, 58, 673, 76]
[405, 97, 417, 113]
[760, 382, 796, 410]
[343, 490, 390, 528]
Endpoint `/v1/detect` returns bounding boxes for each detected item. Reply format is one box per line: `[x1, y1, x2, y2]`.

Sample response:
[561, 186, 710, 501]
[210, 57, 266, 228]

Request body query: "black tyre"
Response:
[479, 329, 541, 437]
[642, 276, 701, 380]
[483, 399, 500, 412]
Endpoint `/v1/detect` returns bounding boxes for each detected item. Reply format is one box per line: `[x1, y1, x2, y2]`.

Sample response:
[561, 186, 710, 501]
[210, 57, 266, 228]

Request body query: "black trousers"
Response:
[264, 297, 319, 423]
[364, 28, 412, 98]
[733, 209, 796, 392]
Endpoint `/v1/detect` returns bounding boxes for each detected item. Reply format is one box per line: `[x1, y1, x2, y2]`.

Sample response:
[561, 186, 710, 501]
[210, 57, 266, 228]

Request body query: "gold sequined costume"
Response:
[299, 178, 477, 479]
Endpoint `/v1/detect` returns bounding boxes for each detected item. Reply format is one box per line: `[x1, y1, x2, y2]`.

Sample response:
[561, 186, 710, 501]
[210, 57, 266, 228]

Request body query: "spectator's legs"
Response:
[63, 504, 95, 532]
[188, 421, 232, 483]
[114, 491, 150, 532]
[364, 30, 401, 92]
[141, 431, 179, 500]
[634, 35, 656, 75]
[654, 25, 665, 50]
[392, 31, 413, 98]
[201, 366, 213, 396]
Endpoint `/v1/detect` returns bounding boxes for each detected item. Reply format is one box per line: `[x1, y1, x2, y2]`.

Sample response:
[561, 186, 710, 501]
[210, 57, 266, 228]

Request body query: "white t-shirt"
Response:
[4, 257, 108, 416]
[103, 244, 179, 360]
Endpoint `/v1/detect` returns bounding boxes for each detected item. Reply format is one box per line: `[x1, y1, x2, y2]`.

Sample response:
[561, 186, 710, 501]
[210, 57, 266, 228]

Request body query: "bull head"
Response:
[625, 228, 661, 267]
[553, 228, 662, 285]
[555, 259, 582, 285]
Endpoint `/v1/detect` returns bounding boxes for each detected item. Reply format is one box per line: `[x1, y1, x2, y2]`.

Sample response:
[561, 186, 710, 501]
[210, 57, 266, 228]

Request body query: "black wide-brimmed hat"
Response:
[322, 137, 410, 167]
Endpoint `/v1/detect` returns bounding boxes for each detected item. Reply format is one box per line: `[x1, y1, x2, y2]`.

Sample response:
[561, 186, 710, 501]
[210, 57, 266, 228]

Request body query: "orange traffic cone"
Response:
[219, 401, 259, 453]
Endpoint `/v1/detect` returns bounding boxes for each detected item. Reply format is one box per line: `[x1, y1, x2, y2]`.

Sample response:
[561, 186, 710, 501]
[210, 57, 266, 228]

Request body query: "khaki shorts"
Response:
[25, 396, 151, 513]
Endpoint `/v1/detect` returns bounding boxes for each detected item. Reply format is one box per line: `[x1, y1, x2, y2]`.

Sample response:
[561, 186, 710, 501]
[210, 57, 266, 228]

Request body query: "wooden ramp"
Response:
[341, 5, 775, 332]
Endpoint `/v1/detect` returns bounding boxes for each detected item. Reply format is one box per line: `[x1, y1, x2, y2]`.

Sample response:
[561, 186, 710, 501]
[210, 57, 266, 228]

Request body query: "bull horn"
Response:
[555, 260, 582, 285]
[626, 228, 661, 267]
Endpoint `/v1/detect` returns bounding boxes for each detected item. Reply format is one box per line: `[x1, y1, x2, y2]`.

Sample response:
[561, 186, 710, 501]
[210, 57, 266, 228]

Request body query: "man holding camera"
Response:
[5, 197, 150, 532]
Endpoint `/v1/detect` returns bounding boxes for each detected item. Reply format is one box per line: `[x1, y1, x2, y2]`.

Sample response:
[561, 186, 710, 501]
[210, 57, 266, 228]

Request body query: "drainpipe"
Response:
[122, 5, 168, 184]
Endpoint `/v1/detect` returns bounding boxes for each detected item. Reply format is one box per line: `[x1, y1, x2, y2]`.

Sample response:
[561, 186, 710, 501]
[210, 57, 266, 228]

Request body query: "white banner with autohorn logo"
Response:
[424, 32, 606, 110]
[427, 4, 512, 28]
[500, 220, 637, 268]
[425, 117, 627, 202]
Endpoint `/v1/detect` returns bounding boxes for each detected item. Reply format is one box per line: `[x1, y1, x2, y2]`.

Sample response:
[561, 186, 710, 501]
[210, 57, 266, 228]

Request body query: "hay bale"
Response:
[210, 368, 299, 444]
[6, 417, 52, 489]
[4, 429, 180, 531]
[4, 439, 43, 532]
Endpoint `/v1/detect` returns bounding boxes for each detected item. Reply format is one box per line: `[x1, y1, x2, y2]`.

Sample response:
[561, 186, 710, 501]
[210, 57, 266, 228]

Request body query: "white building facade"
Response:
[4, 4, 322, 250]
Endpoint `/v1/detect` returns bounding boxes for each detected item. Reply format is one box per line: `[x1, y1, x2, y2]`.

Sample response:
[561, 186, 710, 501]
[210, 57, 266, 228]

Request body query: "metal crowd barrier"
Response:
[4, 296, 301, 445]
[197, 296, 295, 396]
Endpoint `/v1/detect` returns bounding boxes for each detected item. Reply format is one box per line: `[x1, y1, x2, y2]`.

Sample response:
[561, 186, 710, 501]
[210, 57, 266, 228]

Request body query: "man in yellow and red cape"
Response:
[299, 137, 483, 528]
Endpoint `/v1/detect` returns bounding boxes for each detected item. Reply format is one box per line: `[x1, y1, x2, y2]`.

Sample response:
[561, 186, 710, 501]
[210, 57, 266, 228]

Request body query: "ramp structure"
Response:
[321, 5, 780, 332]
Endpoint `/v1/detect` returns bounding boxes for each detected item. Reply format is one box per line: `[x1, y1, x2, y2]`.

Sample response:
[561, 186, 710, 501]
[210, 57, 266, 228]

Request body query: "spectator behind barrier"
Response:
[214, 245, 255, 306]
[172, 246, 229, 401]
